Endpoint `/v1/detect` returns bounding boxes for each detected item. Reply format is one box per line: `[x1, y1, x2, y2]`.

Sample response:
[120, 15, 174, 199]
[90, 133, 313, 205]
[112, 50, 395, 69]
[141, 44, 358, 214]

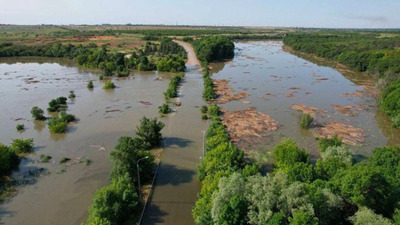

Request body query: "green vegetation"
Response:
[103, 80, 115, 89]
[164, 73, 184, 99]
[31, 106, 46, 120]
[85, 116, 163, 224]
[157, 55, 186, 72]
[10, 138, 34, 154]
[201, 114, 208, 120]
[193, 104, 400, 225]
[381, 78, 400, 127]
[300, 113, 313, 128]
[202, 67, 217, 101]
[0, 143, 20, 175]
[284, 32, 400, 80]
[87, 81, 94, 89]
[40, 154, 52, 163]
[158, 103, 171, 114]
[16, 124, 24, 131]
[68, 90, 76, 99]
[59, 157, 70, 164]
[207, 105, 219, 118]
[193, 36, 235, 63]
[47, 97, 67, 112]
[47, 111, 76, 133]
[201, 105, 208, 114]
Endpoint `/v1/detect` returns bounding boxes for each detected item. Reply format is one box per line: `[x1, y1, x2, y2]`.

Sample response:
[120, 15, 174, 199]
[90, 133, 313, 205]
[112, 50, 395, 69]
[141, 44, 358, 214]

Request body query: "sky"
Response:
[0, 0, 399, 28]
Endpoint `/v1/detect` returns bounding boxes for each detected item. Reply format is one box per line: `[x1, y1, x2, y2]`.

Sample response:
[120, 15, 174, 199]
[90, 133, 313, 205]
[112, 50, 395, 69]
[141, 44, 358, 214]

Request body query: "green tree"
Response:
[10, 138, 34, 154]
[31, 106, 45, 120]
[349, 207, 393, 225]
[0, 143, 20, 175]
[135, 117, 165, 149]
[272, 139, 310, 171]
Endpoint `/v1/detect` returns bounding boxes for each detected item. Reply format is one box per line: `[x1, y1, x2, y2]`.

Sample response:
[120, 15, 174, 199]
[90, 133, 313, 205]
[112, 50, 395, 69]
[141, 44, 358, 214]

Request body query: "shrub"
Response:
[157, 55, 186, 72]
[40, 154, 52, 163]
[272, 138, 309, 170]
[99, 74, 104, 80]
[201, 114, 208, 120]
[318, 135, 343, 152]
[48, 117, 68, 133]
[300, 113, 313, 128]
[10, 138, 34, 154]
[31, 106, 45, 120]
[16, 124, 24, 131]
[103, 80, 115, 89]
[59, 157, 70, 164]
[164, 73, 183, 99]
[59, 111, 76, 122]
[68, 90, 76, 98]
[158, 103, 171, 114]
[87, 81, 94, 89]
[0, 143, 20, 175]
[47, 97, 67, 112]
[208, 105, 219, 117]
[201, 105, 208, 114]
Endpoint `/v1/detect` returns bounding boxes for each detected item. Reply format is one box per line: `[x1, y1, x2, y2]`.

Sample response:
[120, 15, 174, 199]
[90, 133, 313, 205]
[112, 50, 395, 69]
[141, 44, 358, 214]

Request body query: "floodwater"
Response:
[0, 58, 169, 225]
[210, 41, 400, 158]
[142, 66, 207, 225]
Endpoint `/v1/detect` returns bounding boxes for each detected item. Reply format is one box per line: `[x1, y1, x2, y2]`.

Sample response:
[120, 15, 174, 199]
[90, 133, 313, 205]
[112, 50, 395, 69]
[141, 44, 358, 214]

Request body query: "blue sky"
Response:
[0, 0, 398, 28]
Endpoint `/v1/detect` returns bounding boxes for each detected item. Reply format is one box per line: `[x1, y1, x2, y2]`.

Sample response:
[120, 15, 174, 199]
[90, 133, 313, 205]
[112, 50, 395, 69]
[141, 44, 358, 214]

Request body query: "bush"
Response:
[40, 154, 52, 163]
[16, 124, 24, 131]
[68, 90, 76, 98]
[318, 135, 343, 152]
[381, 78, 400, 127]
[59, 157, 70, 164]
[59, 111, 76, 122]
[208, 105, 219, 117]
[48, 117, 68, 133]
[47, 97, 67, 112]
[0, 143, 20, 175]
[31, 106, 45, 120]
[201, 114, 208, 120]
[103, 80, 115, 89]
[87, 81, 94, 89]
[272, 138, 309, 170]
[300, 113, 313, 128]
[164, 73, 183, 99]
[158, 103, 171, 114]
[10, 138, 34, 154]
[201, 105, 208, 114]
[193, 36, 235, 62]
[99, 74, 104, 80]
[157, 55, 186, 72]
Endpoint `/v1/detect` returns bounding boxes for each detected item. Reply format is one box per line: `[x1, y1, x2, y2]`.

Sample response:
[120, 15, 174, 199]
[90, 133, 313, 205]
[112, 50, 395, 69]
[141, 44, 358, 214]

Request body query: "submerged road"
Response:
[142, 41, 206, 225]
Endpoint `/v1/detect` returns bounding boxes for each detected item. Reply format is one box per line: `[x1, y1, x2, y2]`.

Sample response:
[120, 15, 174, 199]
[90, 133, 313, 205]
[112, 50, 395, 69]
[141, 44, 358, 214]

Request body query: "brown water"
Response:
[0, 58, 170, 225]
[210, 41, 400, 158]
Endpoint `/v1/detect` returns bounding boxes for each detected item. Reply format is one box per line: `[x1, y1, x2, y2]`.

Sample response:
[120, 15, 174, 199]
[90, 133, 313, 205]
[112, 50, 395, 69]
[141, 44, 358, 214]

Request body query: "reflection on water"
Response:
[0, 58, 169, 225]
[210, 41, 400, 158]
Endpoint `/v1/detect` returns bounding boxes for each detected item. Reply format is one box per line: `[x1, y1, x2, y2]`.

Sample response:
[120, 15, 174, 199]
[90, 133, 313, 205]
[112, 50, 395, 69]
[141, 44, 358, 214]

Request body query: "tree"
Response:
[87, 81, 94, 89]
[289, 210, 318, 225]
[86, 174, 139, 225]
[349, 207, 393, 225]
[330, 163, 394, 216]
[135, 117, 165, 149]
[103, 80, 115, 89]
[211, 173, 247, 225]
[315, 145, 354, 179]
[31, 106, 45, 120]
[272, 139, 310, 171]
[0, 143, 20, 175]
[278, 182, 315, 218]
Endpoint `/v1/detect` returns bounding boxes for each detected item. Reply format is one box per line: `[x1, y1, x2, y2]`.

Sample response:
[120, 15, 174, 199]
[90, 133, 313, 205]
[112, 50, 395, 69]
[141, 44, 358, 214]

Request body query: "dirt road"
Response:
[173, 40, 200, 66]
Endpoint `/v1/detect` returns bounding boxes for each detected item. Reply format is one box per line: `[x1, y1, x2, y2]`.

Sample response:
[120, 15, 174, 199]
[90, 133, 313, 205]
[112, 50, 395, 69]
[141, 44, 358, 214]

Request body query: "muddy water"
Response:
[211, 41, 400, 158]
[0, 58, 169, 225]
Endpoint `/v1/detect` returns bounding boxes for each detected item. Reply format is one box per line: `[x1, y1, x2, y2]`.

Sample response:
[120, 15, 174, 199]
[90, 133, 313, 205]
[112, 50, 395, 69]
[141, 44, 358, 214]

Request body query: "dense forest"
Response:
[193, 107, 400, 225]
[193, 36, 235, 63]
[284, 32, 400, 128]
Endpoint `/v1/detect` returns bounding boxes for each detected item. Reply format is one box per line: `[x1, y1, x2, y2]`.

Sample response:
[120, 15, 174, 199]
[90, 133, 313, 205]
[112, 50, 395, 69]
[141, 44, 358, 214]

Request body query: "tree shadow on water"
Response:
[164, 137, 193, 148]
[155, 163, 195, 186]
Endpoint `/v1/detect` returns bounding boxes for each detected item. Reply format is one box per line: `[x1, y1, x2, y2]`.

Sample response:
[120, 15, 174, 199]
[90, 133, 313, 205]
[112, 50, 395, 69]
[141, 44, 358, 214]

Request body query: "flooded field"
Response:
[0, 58, 169, 225]
[210, 41, 400, 158]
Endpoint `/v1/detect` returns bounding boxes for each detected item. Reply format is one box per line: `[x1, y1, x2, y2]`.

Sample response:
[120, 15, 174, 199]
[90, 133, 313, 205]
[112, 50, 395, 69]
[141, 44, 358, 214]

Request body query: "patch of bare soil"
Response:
[313, 121, 365, 145]
[173, 40, 200, 66]
[212, 79, 249, 104]
[221, 108, 279, 150]
[291, 104, 328, 118]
